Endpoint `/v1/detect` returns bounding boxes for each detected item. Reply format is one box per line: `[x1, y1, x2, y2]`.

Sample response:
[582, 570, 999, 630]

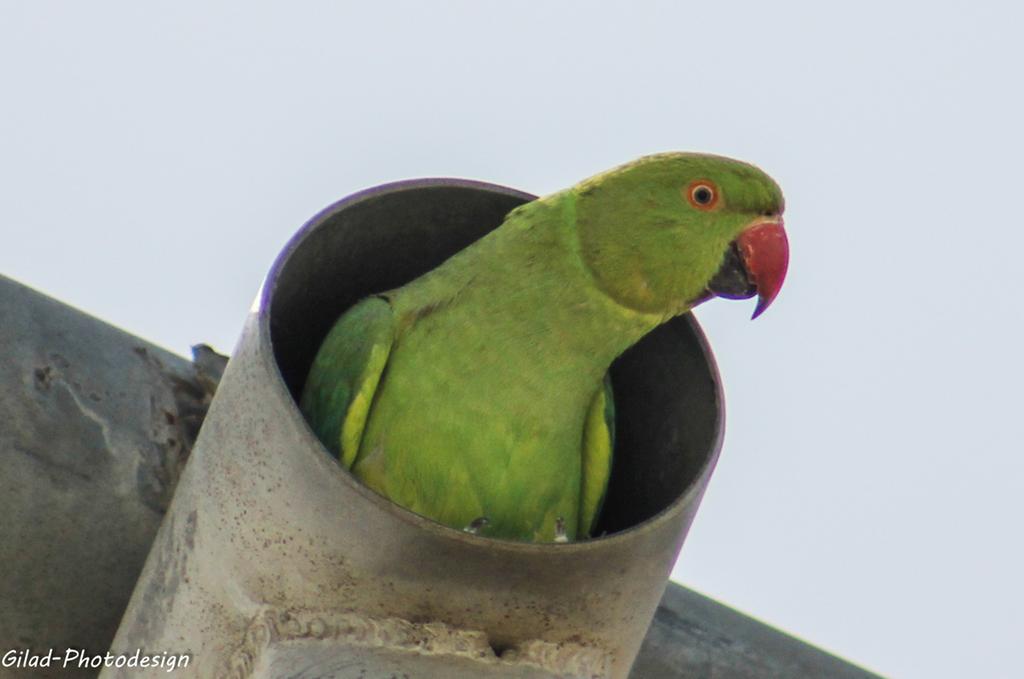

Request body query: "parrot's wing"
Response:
[579, 374, 615, 537]
[299, 296, 396, 469]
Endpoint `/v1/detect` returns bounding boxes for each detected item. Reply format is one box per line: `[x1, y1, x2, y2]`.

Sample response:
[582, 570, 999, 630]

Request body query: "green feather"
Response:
[300, 297, 394, 469]
[301, 153, 784, 542]
[579, 375, 614, 536]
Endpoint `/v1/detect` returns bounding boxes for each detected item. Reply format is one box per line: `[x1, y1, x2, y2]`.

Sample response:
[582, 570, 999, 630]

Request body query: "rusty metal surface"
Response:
[0, 274, 209, 678]
[104, 180, 726, 678]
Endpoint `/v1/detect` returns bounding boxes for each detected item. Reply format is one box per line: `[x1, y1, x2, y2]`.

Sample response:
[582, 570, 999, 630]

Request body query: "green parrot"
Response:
[300, 153, 788, 542]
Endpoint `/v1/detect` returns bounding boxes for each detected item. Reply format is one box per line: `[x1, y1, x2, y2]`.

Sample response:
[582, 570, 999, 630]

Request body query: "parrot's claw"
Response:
[464, 516, 490, 535]
[554, 517, 569, 543]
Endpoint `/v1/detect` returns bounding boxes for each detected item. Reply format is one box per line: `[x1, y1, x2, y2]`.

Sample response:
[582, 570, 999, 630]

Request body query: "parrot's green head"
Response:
[573, 152, 788, 318]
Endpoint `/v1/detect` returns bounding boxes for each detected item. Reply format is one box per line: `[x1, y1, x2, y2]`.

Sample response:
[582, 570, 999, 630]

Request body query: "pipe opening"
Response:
[266, 181, 722, 537]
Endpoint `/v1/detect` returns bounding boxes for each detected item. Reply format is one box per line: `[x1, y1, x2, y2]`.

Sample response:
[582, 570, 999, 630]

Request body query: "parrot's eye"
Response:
[686, 181, 720, 210]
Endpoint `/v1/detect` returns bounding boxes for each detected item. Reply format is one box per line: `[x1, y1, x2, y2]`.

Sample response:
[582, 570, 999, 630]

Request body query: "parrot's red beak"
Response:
[737, 219, 789, 318]
[705, 218, 789, 318]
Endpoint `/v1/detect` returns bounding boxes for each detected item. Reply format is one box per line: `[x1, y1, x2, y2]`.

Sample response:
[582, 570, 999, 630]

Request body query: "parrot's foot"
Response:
[463, 516, 490, 535]
[554, 517, 569, 543]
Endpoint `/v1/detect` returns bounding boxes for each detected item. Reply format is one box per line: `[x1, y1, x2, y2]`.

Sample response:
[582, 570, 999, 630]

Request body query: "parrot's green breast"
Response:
[353, 306, 592, 541]
[302, 193, 659, 542]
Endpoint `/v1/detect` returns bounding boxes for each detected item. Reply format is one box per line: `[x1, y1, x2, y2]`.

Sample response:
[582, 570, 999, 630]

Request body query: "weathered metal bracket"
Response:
[0, 189, 881, 678]
[102, 180, 725, 678]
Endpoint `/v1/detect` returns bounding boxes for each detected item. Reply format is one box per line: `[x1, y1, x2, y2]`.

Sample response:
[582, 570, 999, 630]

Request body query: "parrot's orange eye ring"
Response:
[686, 180, 720, 210]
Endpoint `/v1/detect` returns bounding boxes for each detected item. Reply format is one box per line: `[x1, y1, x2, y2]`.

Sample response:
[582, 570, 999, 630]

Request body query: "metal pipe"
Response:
[0, 275, 207, 678]
[0, 270, 881, 678]
[104, 180, 726, 678]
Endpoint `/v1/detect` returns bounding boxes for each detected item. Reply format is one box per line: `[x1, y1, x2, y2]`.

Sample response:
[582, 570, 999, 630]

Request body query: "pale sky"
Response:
[2, 3, 1022, 677]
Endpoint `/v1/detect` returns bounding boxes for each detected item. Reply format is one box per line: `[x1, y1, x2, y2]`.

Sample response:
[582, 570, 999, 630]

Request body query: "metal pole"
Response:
[103, 180, 725, 679]
[0, 252, 882, 679]
[0, 275, 209, 678]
